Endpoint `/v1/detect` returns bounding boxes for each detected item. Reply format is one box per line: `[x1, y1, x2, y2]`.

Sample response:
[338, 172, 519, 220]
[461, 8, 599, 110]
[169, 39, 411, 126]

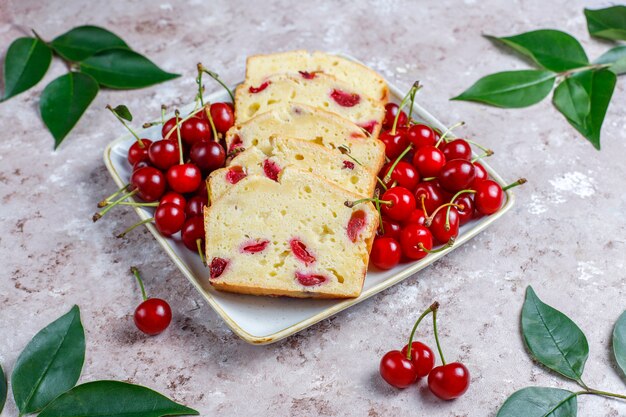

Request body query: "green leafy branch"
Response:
[496, 286, 626, 417]
[452, 6, 626, 150]
[1, 25, 179, 149]
[0, 306, 197, 417]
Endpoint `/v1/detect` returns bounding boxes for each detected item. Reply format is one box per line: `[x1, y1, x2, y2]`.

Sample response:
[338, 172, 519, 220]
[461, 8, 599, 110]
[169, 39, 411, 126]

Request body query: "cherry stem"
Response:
[117, 201, 158, 207]
[196, 238, 206, 265]
[435, 121, 465, 147]
[432, 308, 446, 365]
[163, 110, 195, 140]
[117, 217, 153, 238]
[93, 189, 138, 222]
[383, 144, 413, 184]
[199, 64, 235, 103]
[130, 266, 148, 301]
[392, 82, 421, 134]
[418, 238, 455, 254]
[502, 178, 527, 191]
[98, 184, 129, 207]
[471, 149, 494, 163]
[175, 110, 184, 164]
[373, 188, 384, 235]
[376, 177, 388, 191]
[421, 176, 436, 181]
[419, 194, 429, 218]
[424, 203, 464, 227]
[196, 64, 205, 108]
[406, 301, 439, 360]
[205, 103, 219, 141]
[406, 81, 421, 126]
[345, 197, 391, 208]
[161, 105, 166, 125]
[338, 145, 364, 167]
[106, 105, 142, 146]
[465, 138, 490, 153]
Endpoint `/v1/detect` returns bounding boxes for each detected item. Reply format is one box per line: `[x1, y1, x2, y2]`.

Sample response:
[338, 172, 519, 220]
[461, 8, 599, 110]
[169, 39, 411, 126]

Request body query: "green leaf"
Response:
[38, 381, 199, 417]
[113, 104, 133, 121]
[594, 46, 626, 75]
[50, 25, 129, 61]
[452, 70, 555, 108]
[496, 387, 577, 417]
[521, 286, 589, 382]
[2, 37, 52, 101]
[79, 48, 179, 89]
[11, 305, 85, 415]
[487, 30, 589, 72]
[0, 363, 6, 415]
[614, 310, 626, 380]
[585, 7, 626, 41]
[553, 69, 616, 150]
[40, 72, 99, 148]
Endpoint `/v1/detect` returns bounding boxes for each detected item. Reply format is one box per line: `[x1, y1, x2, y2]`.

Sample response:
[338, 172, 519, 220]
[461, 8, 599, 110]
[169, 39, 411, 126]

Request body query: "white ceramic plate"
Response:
[103, 56, 515, 344]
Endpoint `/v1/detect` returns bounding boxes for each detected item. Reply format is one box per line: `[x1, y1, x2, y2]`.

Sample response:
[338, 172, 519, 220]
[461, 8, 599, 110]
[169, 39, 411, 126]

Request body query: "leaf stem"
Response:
[585, 388, 626, 401]
[130, 266, 148, 301]
[406, 302, 439, 360]
[432, 308, 446, 365]
[560, 63, 612, 78]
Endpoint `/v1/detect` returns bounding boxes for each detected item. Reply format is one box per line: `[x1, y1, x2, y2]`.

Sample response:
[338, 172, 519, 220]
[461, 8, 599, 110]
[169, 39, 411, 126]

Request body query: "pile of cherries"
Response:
[370, 85, 525, 270]
[380, 302, 470, 400]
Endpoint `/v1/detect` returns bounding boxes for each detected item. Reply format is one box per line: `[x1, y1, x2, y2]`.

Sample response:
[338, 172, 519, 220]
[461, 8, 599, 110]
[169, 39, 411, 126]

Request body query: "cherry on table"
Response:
[401, 341, 435, 378]
[154, 202, 186, 237]
[370, 237, 401, 270]
[130, 266, 172, 336]
[190, 140, 225, 172]
[166, 163, 202, 194]
[428, 362, 470, 400]
[380, 350, 418, 388]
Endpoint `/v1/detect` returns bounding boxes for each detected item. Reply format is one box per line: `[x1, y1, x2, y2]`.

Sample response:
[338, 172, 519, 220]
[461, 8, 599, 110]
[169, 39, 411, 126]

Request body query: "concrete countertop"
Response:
[1, 0, 625, 415]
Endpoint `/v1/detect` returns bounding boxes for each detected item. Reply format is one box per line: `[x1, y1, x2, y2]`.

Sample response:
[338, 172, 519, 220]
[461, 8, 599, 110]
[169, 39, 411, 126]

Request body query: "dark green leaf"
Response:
[38, 381, 199, 417]
[50, 25, 129, 62]
[2, 37, 52, 101]
[553, 69, 616, 150]
[113, 104, 132, 121]
[594, 46, 626, 75]
[487, 30, 588, 72]
[585, 7, 626, 41]
[79, 48, 179, 89]
[0, 363, 6, 415]
[496, 387, 577, 417]
[614, 310, 626, 379]
[40, 72, 99, 148]
[452, 70, 555, 108]
[11, 305, 85, 415]
[521, 286, 589, 381]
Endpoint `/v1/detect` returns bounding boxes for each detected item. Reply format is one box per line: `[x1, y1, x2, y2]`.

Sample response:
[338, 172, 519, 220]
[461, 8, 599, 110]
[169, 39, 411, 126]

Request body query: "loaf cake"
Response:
[246, 50, 389, 102]
[204, 167, 378, 298]
[208, 137, 378, 202]
[234, 73, 385, 138]
[225, 103, 385, 173]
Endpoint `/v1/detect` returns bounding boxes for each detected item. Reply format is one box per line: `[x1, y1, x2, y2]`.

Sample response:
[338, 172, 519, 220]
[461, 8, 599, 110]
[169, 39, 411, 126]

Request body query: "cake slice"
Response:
[234, 73, 385, 137]
[246, 50, 389, 102]
[204, 167, 378, 298]
[225, 103, 385, 173]
[208, 137, 378, 202]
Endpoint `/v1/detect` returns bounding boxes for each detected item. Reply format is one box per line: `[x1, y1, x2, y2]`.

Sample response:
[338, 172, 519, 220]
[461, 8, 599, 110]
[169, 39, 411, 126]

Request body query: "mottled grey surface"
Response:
[1, 0, 625, 415]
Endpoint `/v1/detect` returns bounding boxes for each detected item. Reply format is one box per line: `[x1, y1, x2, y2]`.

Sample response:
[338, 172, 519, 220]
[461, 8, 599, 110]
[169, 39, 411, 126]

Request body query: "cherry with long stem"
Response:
[98, 184, 129, 207]
[391, 82, 421, 134]
[382, 144, 413, 184]
[435, 121, 465, 148]
[93, 189, 138, 222]
[131, 266, 148, 301]
[406, 302, 439, 360]
[432, 306, 446, 365]
[198, 63, 235, 102]
[117, 218, 153, 238]
[418, 238, 455, 253]
[106, 105, 144, 148]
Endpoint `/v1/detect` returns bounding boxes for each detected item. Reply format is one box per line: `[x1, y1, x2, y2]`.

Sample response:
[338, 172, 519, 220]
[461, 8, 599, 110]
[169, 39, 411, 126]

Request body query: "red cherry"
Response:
[406, 124, 436, 148]
[379, 350, 417, 388]
[381, 161, 420, 191]
[400, 223, 433, 260]
[209, 102, 235, 134]
[379, 129, 409, 160]
[414, 181, 448, 214]
[181, 117, 211, 145]
[428, 362, 470, 400]
[377, 218, 402, 241]
[370, 237, 401, 270]
[404, 208, 426, 226]
[148, 139, 179, 170]
[471, 162, 488, 188]
[130, 167, 166, 202]
[382, 103, 408, 130]
[429, 207, 460, 244]
[453, 194, 475, 225]
[474, 180, 503, 215]
[439, 159, 475, 193]
[190, 140, 225, 172]
[162, 116, 180, 140]
[128, 139, 152, 166]
[154, 203, 186, 237]
[413, 146, 446, 177]
[442, 139, 472, 161]
[132, 159, 152, 172]
[166, 163, 202, 193]
[134, 298, 172, 336]
[401, 342, 435, 378]
[160, 192, 186, 211]
[181, 216, 205, 252]
[381, 187, 416, 222]
[185, 195, 206, 217]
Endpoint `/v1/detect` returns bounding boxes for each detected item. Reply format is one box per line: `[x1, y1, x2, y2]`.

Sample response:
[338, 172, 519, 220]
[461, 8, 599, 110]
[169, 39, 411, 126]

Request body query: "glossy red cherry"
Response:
[471, 162, 488, 188]
[209, 102, 235, 134]
[162, 116, 180, 140]
[128, 139, 152, 166]
[428, 362, 470, 400]
[379, 350, 417, 388]
[439, 159, 475, 193]
[474, 180, 503, 215]
[166, 163, 202, 193]
[181, 117, 211, 145]
[442, 139, 472, 161]
[401, 342, 436, 378]
[404, 208, 426, 226]
[160, 192, 186, 210]
[181, 216, 205, 252]
[414, 181, 448, 214]
[132, 159, 151, 172]
[130, 166, 166, 202]
[154, 203, 186, 237]
[134, 298, 172, 336]
[382, 103, 408, 130]
[453, 194, 475, 225]
[148, 139, 179, 170]
[406, 124, 436, 149]
[190, 140, 225, 172]
[185, 195, 207, 217]
[379, 129, 409, 160]
[429, 206, 460, 244]
[381, 161, 420, 191]
[413, 146, 446, 177]
[400, 223, 433, 260]
[378, 218, 402, 241]
[370, 237, 401, 270]
[381, 187, 416, 221]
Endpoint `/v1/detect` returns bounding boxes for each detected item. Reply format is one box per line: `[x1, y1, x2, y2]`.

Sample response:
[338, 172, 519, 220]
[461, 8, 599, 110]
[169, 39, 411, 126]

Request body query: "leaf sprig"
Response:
[1, 25, 179, 149]
[496, 286, 626, 417]
[2, 306, 197, 417]
[453, 6, 626, 150]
